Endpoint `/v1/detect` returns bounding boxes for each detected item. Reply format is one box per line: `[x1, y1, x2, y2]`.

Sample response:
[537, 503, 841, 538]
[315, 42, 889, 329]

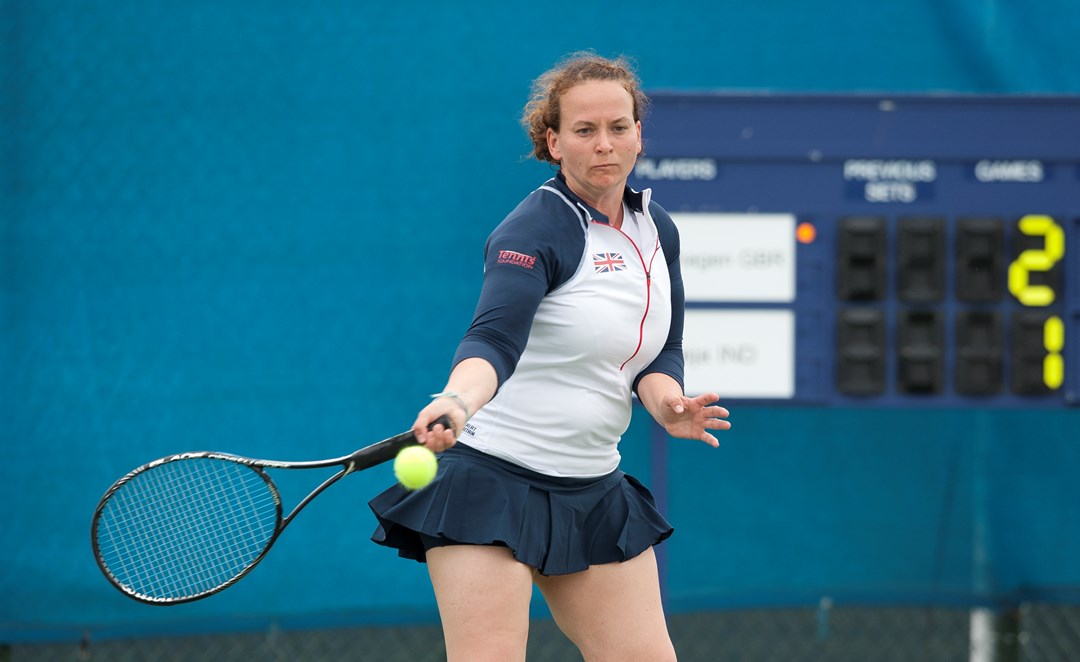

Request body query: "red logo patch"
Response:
[497, 250, 536, 269]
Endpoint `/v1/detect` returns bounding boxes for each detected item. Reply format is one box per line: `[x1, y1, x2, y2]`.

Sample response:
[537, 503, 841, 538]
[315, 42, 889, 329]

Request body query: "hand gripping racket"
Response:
[91, 417, 449, 605]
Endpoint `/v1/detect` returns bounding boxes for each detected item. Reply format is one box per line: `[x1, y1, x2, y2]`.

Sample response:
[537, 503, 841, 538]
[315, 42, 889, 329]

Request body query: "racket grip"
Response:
[354, 415, 456, 468]
[429, 414, 453, 433]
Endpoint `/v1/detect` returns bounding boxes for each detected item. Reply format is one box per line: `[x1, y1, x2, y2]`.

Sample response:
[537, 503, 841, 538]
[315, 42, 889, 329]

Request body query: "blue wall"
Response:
[4, 0, 1080, 642]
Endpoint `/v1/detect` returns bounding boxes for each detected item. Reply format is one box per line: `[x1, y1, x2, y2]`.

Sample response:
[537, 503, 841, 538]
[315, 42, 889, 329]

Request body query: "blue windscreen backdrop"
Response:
[3, 0, 1080, 642]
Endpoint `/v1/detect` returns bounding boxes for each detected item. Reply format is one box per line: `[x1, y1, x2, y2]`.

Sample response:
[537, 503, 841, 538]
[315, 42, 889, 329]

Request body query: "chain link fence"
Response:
[6, 603, 1080, 662]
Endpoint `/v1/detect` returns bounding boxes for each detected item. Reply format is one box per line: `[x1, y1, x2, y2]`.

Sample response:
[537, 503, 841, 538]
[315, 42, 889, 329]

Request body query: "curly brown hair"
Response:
[521, 52, 649, 164]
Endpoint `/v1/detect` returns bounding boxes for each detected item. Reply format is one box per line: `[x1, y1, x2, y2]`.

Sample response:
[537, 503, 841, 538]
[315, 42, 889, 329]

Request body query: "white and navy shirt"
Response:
[452, 174, 686, 477]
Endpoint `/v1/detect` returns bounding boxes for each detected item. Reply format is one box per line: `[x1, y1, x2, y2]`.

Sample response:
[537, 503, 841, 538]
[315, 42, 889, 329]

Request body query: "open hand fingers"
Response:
[704, 405, 731, 426]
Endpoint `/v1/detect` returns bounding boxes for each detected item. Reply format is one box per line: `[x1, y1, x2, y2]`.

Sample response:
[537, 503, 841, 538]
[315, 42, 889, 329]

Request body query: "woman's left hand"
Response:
[654, 391, 731, 447]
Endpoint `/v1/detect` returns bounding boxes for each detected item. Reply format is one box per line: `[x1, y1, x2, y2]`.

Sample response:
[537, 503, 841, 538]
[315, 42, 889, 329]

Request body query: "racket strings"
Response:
[94, 457, 280, 601]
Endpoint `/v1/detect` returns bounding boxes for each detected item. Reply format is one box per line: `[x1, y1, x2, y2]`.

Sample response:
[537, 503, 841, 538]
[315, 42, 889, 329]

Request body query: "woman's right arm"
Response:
[413, 357, 499, 449]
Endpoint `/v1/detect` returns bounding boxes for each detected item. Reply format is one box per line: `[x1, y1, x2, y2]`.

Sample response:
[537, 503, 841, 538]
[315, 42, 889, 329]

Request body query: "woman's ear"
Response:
[547, 127, 561, 162]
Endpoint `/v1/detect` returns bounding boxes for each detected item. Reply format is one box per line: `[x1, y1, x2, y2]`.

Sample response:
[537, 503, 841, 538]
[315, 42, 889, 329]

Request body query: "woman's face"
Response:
[547, 80, 642, 206]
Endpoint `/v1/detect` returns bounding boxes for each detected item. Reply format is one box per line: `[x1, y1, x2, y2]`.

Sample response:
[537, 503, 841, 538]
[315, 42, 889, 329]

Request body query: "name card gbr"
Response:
[674, 213, 796, 399]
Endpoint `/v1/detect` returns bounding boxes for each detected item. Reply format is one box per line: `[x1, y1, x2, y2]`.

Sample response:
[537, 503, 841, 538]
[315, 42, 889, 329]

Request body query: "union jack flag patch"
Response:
[593, 252, 626, 273]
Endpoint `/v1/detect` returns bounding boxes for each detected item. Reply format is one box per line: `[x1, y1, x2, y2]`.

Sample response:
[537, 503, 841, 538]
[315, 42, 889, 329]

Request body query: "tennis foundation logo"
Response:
[593, 252, 626, 273]
[497, 250, 536, 269]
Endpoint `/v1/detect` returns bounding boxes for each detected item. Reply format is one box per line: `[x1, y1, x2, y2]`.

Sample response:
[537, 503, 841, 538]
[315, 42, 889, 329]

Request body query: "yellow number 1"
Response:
[1044, 315, 1064, 390]
[1008, 215, 1064, 306]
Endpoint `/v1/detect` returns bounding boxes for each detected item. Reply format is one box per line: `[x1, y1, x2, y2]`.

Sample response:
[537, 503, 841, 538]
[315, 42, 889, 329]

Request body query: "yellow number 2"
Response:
[1008, 215, 1064, 306]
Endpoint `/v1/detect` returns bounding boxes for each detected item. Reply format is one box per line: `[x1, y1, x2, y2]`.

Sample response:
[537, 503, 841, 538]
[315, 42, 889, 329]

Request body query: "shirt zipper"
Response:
[592, 220, 662, 370]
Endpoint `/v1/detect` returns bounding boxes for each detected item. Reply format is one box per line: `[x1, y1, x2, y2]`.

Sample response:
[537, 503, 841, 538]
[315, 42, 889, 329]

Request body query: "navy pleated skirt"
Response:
[368, 442, 673, 576]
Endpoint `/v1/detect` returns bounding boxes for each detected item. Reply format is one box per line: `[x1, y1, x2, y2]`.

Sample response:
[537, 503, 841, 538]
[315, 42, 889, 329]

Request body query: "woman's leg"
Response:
[534, 547, 677, 662]
[426, 545, 536, 662]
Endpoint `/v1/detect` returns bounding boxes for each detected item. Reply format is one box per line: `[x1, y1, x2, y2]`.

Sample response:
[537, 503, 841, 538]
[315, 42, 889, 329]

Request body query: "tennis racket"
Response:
[91, 416, 449, 605]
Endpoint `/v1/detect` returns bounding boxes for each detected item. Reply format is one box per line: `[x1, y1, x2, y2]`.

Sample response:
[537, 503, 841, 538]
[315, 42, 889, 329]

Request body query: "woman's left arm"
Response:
[636, 202, 730, 446]
[636, 373, 731, 447]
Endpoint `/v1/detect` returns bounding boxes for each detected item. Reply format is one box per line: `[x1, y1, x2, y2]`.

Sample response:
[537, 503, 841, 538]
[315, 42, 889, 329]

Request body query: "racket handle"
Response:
[352, 415, 454, 468]
[429, 414, 454, 432]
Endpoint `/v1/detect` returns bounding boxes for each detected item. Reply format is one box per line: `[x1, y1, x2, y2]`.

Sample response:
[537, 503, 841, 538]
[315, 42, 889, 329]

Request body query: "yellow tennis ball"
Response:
[393, 445, 438, 490]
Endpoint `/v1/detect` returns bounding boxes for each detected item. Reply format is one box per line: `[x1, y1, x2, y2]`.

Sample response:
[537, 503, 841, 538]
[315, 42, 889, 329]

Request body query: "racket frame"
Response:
[91, 425, 433, 605]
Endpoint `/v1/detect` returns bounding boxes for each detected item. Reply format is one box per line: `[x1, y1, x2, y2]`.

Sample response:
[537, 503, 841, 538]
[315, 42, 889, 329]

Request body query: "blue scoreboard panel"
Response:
[628, 95, 1080, 407]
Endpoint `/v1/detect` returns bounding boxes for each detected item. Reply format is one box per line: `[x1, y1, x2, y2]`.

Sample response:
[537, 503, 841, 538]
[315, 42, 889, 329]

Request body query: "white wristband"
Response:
[430, 391, 470, 420]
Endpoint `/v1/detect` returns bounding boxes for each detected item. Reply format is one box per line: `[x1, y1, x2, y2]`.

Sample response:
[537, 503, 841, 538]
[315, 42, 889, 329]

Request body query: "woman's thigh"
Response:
[533, 547, 677, 662]
[426, 544, 536, 662]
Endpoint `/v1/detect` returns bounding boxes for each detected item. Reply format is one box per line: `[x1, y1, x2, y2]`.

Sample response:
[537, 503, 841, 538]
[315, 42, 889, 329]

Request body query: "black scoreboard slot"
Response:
[896, 310, 944, 394]
[897, 217, 945, 303]
[956, 218, 1005, 303]
[837, 217, 887, 302]
[955, 311, 1004, 396]
[836, 308, 886, 395]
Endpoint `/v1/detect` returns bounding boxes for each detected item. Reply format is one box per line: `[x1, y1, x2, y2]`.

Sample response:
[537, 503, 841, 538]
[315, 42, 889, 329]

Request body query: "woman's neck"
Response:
[561, 176, 625, 229]
[599, 202, 624, 229]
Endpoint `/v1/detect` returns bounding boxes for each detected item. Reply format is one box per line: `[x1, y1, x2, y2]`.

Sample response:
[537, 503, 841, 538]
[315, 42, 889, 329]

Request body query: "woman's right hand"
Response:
[412, 399, 466, 452]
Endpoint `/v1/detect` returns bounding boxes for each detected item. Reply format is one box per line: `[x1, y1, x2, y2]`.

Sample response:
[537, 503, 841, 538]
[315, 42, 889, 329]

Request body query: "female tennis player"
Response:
[369, 51, 732, 662]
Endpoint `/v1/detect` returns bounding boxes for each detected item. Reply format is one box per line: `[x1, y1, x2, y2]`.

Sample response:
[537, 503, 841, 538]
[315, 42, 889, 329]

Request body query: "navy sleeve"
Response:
[451, 193, 585, 387]
[633, 201, 686, 394]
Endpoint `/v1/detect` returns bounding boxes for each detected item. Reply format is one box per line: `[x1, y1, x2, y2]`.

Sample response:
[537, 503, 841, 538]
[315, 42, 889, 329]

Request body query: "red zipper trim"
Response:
[592, 221, 662, 370]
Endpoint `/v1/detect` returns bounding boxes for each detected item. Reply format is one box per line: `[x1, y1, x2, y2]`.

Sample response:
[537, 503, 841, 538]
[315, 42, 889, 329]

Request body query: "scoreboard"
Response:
[628, 94, 1080, 407]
